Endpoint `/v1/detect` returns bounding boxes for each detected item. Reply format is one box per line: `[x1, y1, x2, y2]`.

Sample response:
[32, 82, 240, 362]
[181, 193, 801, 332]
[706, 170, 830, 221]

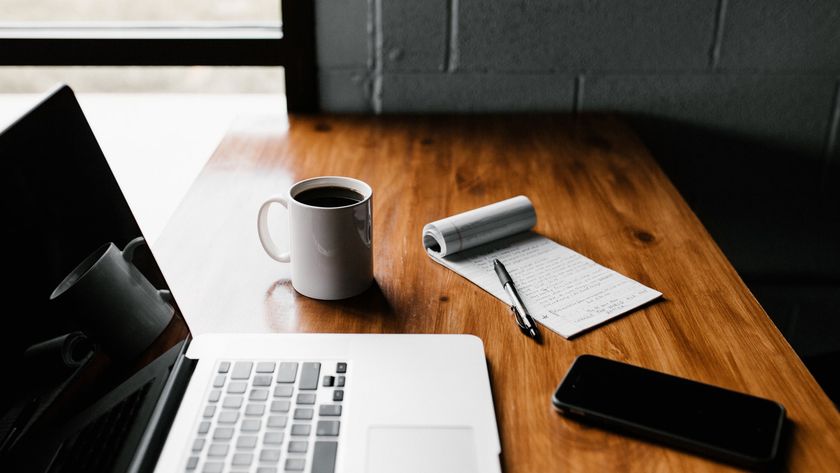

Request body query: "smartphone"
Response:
[552, 355, 786, 467]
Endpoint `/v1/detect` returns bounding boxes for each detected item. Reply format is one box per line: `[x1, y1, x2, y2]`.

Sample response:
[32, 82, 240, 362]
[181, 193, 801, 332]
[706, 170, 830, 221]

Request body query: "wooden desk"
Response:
[155, 115, 840, 471]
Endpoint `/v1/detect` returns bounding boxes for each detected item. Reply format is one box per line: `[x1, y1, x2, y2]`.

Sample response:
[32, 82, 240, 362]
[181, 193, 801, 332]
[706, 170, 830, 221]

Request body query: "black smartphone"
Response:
[552, 355, 786, 467]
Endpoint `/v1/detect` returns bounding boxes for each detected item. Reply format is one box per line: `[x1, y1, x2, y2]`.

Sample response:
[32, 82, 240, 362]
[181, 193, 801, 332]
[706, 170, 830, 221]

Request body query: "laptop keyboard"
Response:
[186, 360, 347, 473]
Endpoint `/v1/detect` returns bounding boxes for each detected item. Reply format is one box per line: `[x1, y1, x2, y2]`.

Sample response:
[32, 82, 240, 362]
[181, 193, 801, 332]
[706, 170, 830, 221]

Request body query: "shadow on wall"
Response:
[626, 116, 840, 405]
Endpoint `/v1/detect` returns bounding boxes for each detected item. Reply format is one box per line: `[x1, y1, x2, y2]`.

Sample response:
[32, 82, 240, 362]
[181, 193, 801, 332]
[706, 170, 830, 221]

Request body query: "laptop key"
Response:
[299, 362, 320, 390]
[285, 458, 305, 471]
[316, 420, 340, 436]
[218, 361, 231, 373]
[264, 431, 284, 444]
[246, 403, 266, 416]
[223, 395, 243, 409]
[186, 456, 199, 470]
[260, 448, 282, 462]
[213, 375, 226, 388]
[192, 438, 205, 451]
[198, 421, 211, 434]
[253, 375, 273, 387]
[237, 435, 258, 449]
[203, 405, 216, 418]
[250, 388, 269, 401]
[256, 362, 276, 373]
[312, 441, 338, 473]
[271, 400, 291, 413]
[257, 468, 278, 473]
[336, 362, 347, 374]
[208, 443, 229, 457]
[267, 415, 288, 428]
[218, 411, 239, 423]
[232, 453, 254, 466]
[296, 393, 316, 405]
[231, 361, 253, 380]
[227, 381, 247, 394]
[322, 376, 334, 387]
[294, 408, 314, 420]
[288, 441, 308, 453]
[202, 461, 224, 473]
[241, 419, 262, 431]
[335, 376, 345, 388]
[332, 390, 344, 402]
[274, 385, 294, 398]
[208, 389, 221, 402]
[213, 427, 234, 440]
[319, 405, 342, 416]
[276, 362, 298, 383]
[291, 424, 311, 436]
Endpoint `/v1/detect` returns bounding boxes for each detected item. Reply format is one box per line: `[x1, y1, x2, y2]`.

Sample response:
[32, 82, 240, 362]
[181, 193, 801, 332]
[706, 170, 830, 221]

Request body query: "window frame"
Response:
[0, 0, 317, 112]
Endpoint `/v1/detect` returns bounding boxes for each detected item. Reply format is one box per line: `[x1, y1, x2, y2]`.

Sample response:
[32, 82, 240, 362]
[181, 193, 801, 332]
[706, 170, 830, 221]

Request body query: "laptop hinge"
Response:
[126, 337, 197, 473]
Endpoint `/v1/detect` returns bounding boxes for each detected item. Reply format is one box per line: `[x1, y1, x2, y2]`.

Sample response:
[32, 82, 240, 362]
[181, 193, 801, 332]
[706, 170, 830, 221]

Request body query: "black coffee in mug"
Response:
[295, 186, 364, 208]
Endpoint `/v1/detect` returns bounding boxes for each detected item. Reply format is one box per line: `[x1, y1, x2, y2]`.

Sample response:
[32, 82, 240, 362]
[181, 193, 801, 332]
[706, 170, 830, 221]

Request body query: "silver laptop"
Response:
[0, 85, 501, 473]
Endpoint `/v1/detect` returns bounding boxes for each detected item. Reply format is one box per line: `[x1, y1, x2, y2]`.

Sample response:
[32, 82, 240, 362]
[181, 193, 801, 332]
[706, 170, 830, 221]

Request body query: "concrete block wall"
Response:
[315, 0, 840, 162]
[314, 1, 840, 397]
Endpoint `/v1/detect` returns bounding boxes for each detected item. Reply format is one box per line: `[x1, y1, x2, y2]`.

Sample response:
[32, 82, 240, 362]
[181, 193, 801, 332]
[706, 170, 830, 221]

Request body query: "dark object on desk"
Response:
[493, 258, 541, 341]
[552, 355, 786, 468]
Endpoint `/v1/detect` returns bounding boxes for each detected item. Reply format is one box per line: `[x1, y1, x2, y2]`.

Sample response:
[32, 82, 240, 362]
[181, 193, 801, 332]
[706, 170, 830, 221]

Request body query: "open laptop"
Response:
[0, 85, 501, 473]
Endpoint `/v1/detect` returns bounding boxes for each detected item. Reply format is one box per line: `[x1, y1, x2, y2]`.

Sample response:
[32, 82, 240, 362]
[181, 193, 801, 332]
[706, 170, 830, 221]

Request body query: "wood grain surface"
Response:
[155, 114, 840, 472]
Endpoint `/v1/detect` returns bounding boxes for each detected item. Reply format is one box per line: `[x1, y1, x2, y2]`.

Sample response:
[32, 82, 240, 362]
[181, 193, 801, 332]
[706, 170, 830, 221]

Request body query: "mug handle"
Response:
[158, 289, 174, 304]
[257, 195, 291, 263]
[122, 236, 146, 262]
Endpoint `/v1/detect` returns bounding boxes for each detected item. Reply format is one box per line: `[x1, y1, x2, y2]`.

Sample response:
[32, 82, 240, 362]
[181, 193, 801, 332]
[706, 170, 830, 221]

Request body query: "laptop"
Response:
[0, 85, 501, 473]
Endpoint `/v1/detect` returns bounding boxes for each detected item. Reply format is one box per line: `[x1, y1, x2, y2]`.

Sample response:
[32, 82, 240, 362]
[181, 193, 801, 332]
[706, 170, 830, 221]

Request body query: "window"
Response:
[0, 0, 316, 111]
[3, 0, 280, 23]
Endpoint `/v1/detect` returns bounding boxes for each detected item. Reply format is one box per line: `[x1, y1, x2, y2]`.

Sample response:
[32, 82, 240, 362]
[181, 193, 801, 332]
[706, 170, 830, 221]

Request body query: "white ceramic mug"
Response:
[257, 176, 373, 300]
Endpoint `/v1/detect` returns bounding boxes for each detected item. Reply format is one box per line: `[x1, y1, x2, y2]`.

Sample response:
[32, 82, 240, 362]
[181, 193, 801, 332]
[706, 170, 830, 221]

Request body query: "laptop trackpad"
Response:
[367, 426, 478, 473]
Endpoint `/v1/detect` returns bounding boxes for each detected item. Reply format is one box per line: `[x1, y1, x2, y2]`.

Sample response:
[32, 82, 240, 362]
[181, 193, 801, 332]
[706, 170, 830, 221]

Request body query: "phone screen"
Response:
[552, 355, 785, 464]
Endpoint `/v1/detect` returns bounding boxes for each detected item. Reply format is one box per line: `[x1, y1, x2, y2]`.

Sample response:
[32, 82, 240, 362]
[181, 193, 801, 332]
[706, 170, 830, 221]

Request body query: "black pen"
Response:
[493, 258, 541, 341]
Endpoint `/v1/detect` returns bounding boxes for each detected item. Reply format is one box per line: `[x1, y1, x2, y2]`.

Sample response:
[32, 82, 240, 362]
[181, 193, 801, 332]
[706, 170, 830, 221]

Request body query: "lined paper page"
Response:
[428, 231, 661, 338]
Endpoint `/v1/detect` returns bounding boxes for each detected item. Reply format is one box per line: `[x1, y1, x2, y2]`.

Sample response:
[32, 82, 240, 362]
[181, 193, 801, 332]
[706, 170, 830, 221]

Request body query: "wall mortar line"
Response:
[445, 0, 459, 72]
[709, 0, 728, 69]
[821, 79, 840, 191]
[371, 0, 384, 113]
[573, 74, 585, 114]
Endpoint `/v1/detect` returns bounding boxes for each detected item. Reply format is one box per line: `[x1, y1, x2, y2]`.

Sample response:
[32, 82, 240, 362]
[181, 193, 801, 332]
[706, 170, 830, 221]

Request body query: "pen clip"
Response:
[510, 305, 529, 331]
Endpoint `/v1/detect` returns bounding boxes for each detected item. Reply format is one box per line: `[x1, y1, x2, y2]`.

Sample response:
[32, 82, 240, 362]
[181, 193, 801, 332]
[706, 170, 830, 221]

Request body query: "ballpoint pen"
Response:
[493, 258, 541, 341]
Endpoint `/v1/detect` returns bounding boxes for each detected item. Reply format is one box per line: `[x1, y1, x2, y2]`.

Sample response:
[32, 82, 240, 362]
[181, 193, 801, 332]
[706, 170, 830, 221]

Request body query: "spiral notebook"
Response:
[422, 196, 662, 338]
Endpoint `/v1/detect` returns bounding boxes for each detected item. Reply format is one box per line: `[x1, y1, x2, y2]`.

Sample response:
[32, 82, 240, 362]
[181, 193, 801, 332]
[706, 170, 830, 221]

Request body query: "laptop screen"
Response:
[0, 85, 185, 453]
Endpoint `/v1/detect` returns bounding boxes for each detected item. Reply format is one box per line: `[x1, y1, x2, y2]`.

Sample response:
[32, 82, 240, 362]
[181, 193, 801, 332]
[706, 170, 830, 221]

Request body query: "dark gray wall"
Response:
[314, 0, 840, 402]
[314, 0, 840, 269]
[315, 1, 840, 160]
